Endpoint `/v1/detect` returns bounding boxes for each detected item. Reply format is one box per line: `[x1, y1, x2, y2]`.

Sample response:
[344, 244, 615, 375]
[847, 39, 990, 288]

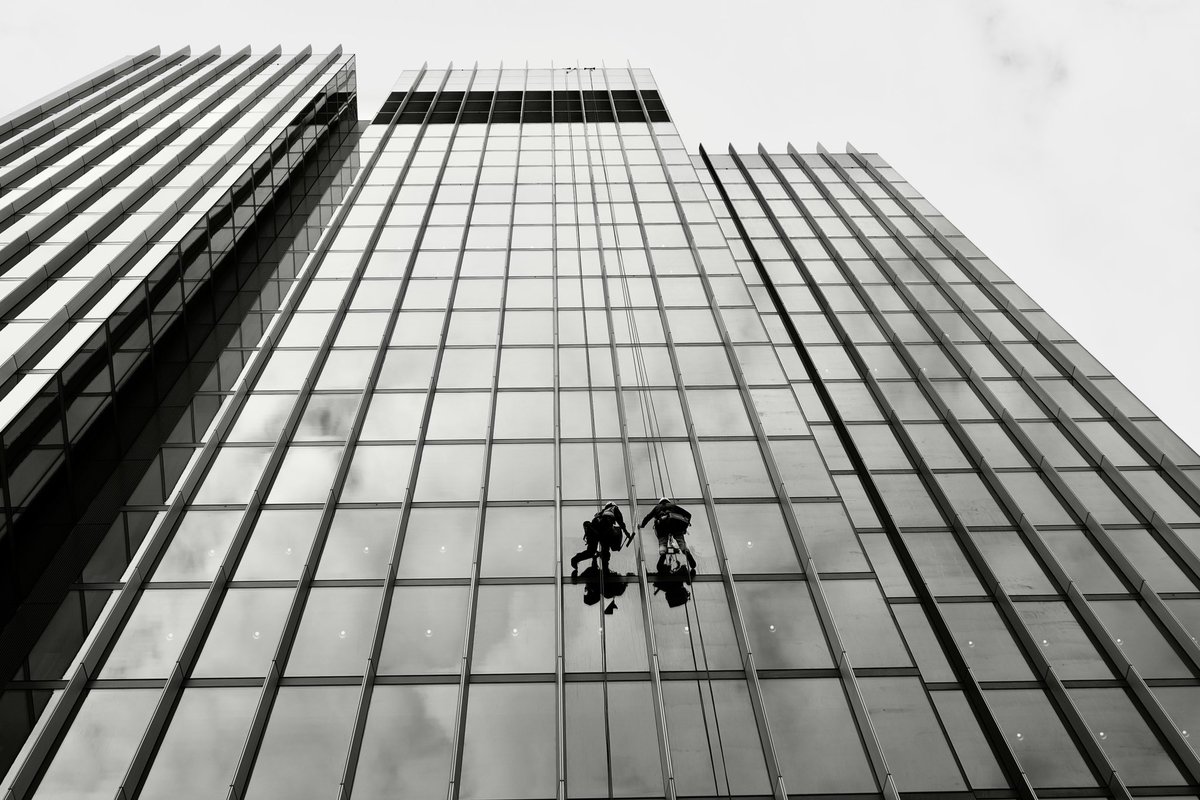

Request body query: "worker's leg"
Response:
[676, 534, 697, 569]
[571, 522, 599, 572]
[656, 529, 669, 572]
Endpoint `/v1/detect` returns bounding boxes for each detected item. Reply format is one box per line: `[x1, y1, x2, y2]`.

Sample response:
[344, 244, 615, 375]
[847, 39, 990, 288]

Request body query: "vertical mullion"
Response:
[621, 72, 888, 800]
[333, 64, 496, 800]
[1, 52, 377, 800]
[549, 66, 568, 800]
[698, 145, 1042, 799]
[733, 143, 1124, 798]
[805, 148, 1200, 783]
[830, 148, 1200, 666]
[848, 148, 1200, 515]
[442, 65, 526, 800]
[218, 63, 458, 800]
[572, 67, 677, 800]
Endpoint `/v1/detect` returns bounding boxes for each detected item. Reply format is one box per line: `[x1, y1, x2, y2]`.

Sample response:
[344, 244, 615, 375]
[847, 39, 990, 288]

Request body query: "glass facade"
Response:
[3, 58, 1200, 800]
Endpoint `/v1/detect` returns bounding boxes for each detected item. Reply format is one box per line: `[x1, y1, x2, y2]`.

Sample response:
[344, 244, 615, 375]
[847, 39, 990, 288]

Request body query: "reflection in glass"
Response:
[294, 394, 358, 441]
[354, 685, 458, 798]
[192, 588, 292, 678]
[244, 686, 359, 799]
[652, 581, 742, 671]
[227, 393, 296, 443]
[100, 589, 206, 678]
[341, 444, 414, 502]
[380, 586, 469, 675]
[736, 581, 832, 669]
[983, 688, 1098, 788]
[359, 393, 426, 442]
[488, 443, 555, 501]
[761, 678, 877, 793]
[140, 687, 258, 800]
[480, 506, 555, 577]
[31, 688, 158, 800]
[234, 509, 321, 580]
[459, 683, 556, 799]
[397, 507, 477, 578]
[153, 509, 243, 581]
[414, 444, 485, 502]
[565, 682, 663, 797]
[267, 445, 343, 503]
[193, 447, 272, 505]
[472, 585, 555, 673]
[316, 507, 401, 579]
[286, 587, 381, 677]
[859, 677, 966, 791]
[713, 503, 800, 573]
[662, 680, 772, 797]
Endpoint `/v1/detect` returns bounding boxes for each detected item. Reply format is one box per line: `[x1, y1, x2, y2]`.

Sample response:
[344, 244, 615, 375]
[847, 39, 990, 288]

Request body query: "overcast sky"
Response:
[2, 0, 1196, 450]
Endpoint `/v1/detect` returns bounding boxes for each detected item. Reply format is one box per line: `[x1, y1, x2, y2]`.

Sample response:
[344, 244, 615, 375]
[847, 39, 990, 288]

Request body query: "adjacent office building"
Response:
[2, 53, 1199, 800]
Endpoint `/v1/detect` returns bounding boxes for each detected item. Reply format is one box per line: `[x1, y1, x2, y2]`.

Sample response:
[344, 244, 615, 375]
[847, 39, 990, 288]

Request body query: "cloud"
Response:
[978, 4, 1070, 91]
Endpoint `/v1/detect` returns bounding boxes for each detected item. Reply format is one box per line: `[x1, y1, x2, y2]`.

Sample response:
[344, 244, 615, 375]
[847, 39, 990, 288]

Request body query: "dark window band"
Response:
[370, 89, 669, 125]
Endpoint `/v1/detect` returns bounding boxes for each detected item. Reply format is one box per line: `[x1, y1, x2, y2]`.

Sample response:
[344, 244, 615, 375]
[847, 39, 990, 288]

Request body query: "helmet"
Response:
[604, 501, 617, 509]
[659, 497, 670, 504]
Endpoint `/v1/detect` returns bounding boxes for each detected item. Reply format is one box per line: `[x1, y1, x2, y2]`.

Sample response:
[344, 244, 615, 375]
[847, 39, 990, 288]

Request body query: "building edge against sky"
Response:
[1, 53, 1200, 800]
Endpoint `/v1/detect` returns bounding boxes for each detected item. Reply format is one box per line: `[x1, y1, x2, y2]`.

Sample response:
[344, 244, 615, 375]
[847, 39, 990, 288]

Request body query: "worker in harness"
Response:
[570, 502, 631, 575]
[639, 497, 696, 575]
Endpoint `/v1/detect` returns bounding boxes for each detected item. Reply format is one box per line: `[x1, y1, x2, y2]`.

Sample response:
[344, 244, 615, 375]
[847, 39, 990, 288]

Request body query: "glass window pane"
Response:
[1089, 599, 1191, 679]
[140, 687, 258, 800]
[480, 506, 555, 577]
[244, 686, 359, 799]
[286, 587, 381, 677]
[900, 530, 986, 596]
[234, 509, 321, 580]
[471, 585, 555, 674]
[459, 683, 556, 800]
[699, 440, 772, 498]
[737, 581, 832, 669]
[32, 689, 159, 800]
[194, 447, 272, 505]
[342, 444, 415, 502]
[100, 589, 206, 679]
[193, 588, 292, 678]
[493, 391, 554, 438]
[859, 677, 966, 791]
[227, 394, 295, 443]
[823, 580, 911, 667]
[153, 510, 242, 581]
[651, 581, 742, 671]
[360, 393, 426, 441]
[380, 586, 469, 675]
[760, 678, 877, 793]
[793, 501, 869, 572]
[488, 443, 555, 500]
[1070, 687, 1184, 785]
[316, 507, 401, 579]
[662, 679, 772, 797]
[294, 394, 358, 442]
[427, 392, 491, 439]
[983, 688, 1099, 789]
[565, 682, 664, 798]
[397, 507, 477, 578]
[940, 602, 1035, 681]
[267, 445, 342, 504]
[713, 502, 800, 574]
[354, 685, 457, 798]
[929, 690, 1009, 790]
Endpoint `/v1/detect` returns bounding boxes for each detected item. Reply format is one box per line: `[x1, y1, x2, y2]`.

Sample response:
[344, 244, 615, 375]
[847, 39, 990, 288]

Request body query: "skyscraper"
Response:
[2, 57, 1199, 800]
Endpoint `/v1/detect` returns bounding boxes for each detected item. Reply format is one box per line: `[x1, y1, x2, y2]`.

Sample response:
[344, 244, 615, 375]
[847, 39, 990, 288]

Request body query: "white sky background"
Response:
[1, 0, 1197, 450]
